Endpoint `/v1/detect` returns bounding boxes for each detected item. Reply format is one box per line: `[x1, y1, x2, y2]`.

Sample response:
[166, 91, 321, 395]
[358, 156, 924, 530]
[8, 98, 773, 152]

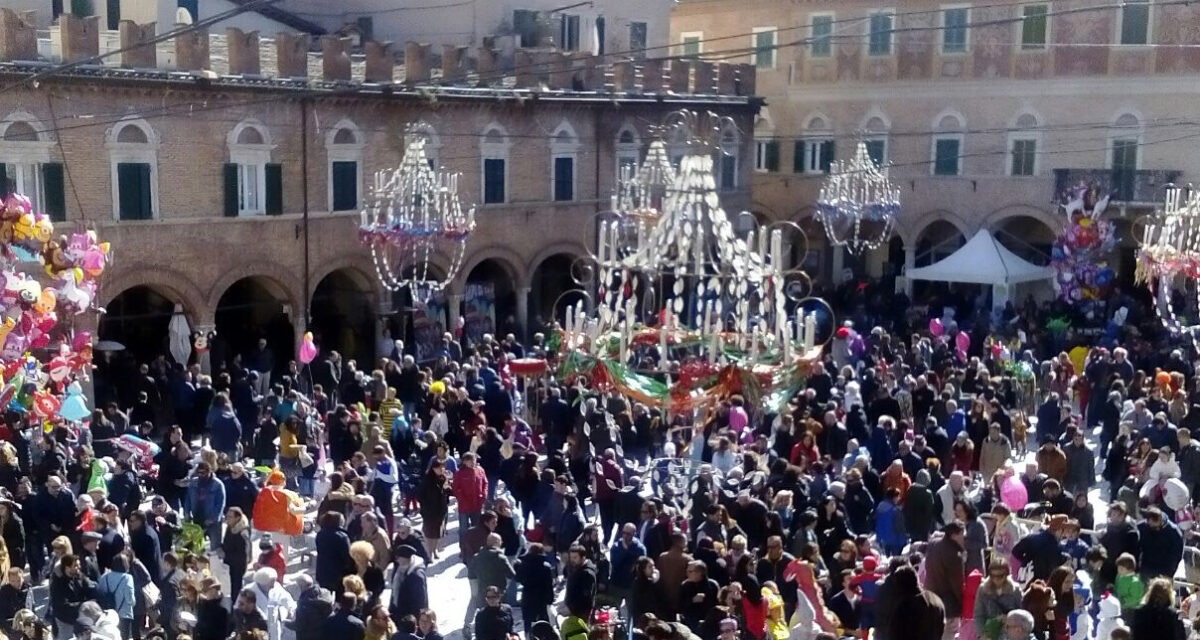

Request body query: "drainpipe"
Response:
[301, 98, 312, 329]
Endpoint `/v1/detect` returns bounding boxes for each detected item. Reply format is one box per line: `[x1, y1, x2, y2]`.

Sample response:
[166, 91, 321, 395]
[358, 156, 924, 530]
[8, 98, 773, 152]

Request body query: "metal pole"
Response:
[301, 98, 311, 329]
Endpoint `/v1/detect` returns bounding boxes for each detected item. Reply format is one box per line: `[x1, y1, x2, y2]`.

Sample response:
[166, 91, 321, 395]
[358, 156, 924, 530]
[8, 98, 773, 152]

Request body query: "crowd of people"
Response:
[6, 280, 1200, 640]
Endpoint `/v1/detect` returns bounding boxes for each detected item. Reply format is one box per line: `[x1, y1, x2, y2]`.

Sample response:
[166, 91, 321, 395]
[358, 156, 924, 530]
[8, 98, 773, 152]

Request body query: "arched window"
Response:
[226, 120, 276, 217]
[409, 121, 442, 169]
[106, 117, 160, 220]
[1008, 112, 1042, 177]
[754, 115, 778, 173]
[480, 123, 510, 204]
[796, 113, 834, 174]
[931, 110, 965, 176]
[326, 119, 365, 212]
[861, 112, 890, 166]
[0, 111, 63, 220]
[550, 121, 580, 202]
[615, 124, 641, 184]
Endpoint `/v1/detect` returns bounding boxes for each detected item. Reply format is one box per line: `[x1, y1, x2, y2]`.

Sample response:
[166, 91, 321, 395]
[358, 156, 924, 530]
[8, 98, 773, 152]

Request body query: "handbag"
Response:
[142, 581, 161, 608]
[526, 523, 546, 543]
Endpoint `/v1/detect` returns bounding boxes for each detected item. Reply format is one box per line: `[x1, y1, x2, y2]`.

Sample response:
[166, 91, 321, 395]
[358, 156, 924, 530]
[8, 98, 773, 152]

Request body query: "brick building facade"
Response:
[0, 10, 758, 390]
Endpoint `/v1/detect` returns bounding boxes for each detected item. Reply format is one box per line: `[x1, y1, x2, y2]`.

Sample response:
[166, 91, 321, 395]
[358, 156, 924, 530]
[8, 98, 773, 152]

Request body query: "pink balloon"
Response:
[956, 331, 971, 352]
[1000, 474, 1029, 511]
[929, 318, 944, 337]
[298, 331, 318, 364]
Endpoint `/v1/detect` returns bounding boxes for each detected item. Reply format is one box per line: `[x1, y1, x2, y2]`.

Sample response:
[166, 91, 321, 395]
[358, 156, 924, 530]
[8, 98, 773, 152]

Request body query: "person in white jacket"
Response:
[76, 601, 122, 640]
[1095, 593, 1127, 640]
[248, 568, 297, 640]
[788, 588, 823, 640]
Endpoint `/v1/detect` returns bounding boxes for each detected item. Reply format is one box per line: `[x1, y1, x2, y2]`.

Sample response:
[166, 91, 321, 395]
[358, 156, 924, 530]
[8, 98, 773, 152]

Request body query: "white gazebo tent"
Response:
[905, 228, 1054, 309]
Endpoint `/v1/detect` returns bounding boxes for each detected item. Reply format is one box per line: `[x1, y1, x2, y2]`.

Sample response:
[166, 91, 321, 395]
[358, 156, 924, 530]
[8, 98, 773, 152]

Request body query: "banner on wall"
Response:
[412, 286, 448, 363]
[463, 282, 496, 347]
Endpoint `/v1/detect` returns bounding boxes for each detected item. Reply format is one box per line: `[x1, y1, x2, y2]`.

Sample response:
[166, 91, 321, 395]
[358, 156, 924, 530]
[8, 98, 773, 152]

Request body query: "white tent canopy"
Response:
[906, 228, 1054, 286]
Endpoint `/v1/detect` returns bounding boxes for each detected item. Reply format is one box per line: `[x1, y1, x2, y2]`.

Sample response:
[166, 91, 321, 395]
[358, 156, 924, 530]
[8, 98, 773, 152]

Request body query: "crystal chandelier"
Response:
[359, 124, 476, 292]
[1137, 184, 1200, 342]
[553, 110, 832, 414]
[816, 140, 900, 255]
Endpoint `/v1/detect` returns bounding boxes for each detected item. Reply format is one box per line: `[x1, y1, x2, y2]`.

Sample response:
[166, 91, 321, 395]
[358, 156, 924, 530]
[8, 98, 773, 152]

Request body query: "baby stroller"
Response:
[112, 434, 161, 493]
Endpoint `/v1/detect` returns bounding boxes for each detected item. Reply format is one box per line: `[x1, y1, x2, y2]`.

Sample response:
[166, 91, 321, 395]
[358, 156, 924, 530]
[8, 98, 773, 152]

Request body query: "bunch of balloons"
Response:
[1051, 184, 1117, 302]
[0, 192, 108, 424]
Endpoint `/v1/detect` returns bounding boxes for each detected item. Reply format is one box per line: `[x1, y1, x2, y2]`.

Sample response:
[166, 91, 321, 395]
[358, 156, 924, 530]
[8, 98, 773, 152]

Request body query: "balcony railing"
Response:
[1053, 168, 1182, 206]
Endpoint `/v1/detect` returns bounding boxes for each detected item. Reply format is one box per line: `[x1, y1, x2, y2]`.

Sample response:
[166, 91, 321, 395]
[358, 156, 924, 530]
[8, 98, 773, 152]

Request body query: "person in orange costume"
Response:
[252, 470, 304, 555]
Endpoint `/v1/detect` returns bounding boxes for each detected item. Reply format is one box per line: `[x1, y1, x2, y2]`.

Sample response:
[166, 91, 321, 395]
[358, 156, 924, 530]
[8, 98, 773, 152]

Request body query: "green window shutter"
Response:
[41, 163, 66, 222]
[765, 141, 780, 172]
[264, 163, 283, 215]
[117, 162, 152, 220]
[793, 141, 805, 173]
[553, 157, 574, 201]
[484, 158, 505, 204]
[819, 141, 835, 173]
[332, 161, 358, 211]
[223, 163, 239, 217]
[0, 164, 8, 200]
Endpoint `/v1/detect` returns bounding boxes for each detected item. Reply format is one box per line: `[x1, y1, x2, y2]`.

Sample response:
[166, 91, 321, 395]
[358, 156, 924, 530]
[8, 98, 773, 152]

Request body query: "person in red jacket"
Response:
[254, 535, 287, 580]
[454, 452, 489, 533]
[593, 449, 624, 544]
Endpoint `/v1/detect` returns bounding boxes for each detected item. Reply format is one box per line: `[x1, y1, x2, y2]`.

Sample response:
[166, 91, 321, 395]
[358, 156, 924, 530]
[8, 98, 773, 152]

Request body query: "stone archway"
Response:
[95, 285, 182, 409]
[213, 276, 297, 377]
[310, 268, 378, 369]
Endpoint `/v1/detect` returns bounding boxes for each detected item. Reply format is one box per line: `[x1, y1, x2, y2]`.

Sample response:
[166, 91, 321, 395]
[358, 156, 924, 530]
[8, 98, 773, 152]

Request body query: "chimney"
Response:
[583, 57, 607, 91]
[320, 36, 351, 81]
[476, 45, 497, 86]
[514, 50, 537, 88]
[404, 41, 431, 84]
[569, 52, 592, 90]
[735, 63, 756, 96]
[276, 32, 310, 78]
[0, 9, 37, 62]
[59, 13, 100, 64]
[692, 60, 714, 94]
[668, 59, 689, 93]
[441, 44, 467, 84]
[612, 60, 634, 92]
[640, 58, 663, 93]
[716, 62, 736, 94]
[548, 52, 572, 89]
[364, 41, 394, 82]
[175, 26, 209, 71]
[118, 21, 156, 68]
[226, 28, 261, 75]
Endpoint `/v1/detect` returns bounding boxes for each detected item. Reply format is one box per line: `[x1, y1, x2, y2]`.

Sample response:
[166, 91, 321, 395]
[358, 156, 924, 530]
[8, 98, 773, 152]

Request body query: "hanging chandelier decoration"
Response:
[547, 110, 833, 415]
[816, 140, 900, 255]
[1136, 184, 1200, 344]
[359, 124, 476, 292]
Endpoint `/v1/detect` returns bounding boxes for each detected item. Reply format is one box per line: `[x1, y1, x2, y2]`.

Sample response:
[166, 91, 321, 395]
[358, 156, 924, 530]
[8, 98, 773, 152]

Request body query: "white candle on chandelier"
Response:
[771, 230, 782, 276]
[805, 312, 817, 351]
[659, 307, 669, 367]
[784, 320, 794, 362]
[750, 323, 760, 366]
[598, 223, 609, 264]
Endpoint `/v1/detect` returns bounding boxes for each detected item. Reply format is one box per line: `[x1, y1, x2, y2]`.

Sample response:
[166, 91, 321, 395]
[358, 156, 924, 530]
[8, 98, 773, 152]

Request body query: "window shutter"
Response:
[765, 141, 780, 172]
[554, 157, 574, 201]
[41, 163, 66, 222]
[484, 158, 505, 204]
[264, 163, 283, 215]
[135, 163, 152, 219]
[117, 163, 141, 220]
[793, 141, 805, 173]
[223, 163, 239, 217]
[819, 141, 835, 173]
[332, 161, 358, 211]
[0, 164, 8, 199]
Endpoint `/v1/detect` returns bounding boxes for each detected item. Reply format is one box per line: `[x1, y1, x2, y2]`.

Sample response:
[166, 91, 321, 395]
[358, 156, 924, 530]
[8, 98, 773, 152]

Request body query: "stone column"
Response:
[516, 287, 531, 341]
[832, 247, 846, 285]
[904, 245, 916, 297]
[448, 293, 464, 337]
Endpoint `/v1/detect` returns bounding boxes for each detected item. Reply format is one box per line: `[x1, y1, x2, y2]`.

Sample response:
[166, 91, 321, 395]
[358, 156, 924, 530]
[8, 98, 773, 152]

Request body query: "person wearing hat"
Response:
[389, 544, 428, 622]
[285, 574, 333, 640]
[78, 531, 102, 583]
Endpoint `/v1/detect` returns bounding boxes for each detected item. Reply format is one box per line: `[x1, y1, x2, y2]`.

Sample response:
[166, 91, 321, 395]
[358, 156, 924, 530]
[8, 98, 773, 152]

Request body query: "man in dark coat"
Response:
[924, 523, 965, 636]
[564, 544, 598, 621]
[222, 463, 259, 523]
[1138, 507, 1184, 581]
[287, 575, 334, 640]
[885, 565, 945, 640]
[49, 554, 95, 634]
[473, 585, 516, 640]
[126, 511, 162, 584]
[389, 545, 428, 621]
[323, 593, 365, 640]
[514, 543, 556, 634]
[903, 470, 937, 542]
[314, 512, 355, 592]
[1013, 516, 1069, 581]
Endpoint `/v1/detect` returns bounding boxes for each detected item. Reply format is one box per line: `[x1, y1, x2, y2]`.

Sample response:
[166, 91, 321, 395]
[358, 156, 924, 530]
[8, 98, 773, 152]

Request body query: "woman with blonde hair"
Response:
[349, 540, 386, 611]
[1132, 577, 1186, 640]
[363, 603, 396, 640]
[342, 574, 368, 617]
[357, 512, 391, 568]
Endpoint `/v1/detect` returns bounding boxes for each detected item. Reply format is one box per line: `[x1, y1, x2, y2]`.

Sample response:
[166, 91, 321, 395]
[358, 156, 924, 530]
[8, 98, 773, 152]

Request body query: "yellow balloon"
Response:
[430, 380, 446, 395]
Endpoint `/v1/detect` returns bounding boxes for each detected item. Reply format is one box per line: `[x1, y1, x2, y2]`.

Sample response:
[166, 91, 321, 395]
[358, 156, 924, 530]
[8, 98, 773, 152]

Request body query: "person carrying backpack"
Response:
[95, 555, 136, 639]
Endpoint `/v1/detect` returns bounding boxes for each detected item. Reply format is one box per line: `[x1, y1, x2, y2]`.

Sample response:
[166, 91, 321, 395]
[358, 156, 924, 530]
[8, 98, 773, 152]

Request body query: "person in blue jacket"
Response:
[186, 462, 226, 551]
[875, 487, 908, 556]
